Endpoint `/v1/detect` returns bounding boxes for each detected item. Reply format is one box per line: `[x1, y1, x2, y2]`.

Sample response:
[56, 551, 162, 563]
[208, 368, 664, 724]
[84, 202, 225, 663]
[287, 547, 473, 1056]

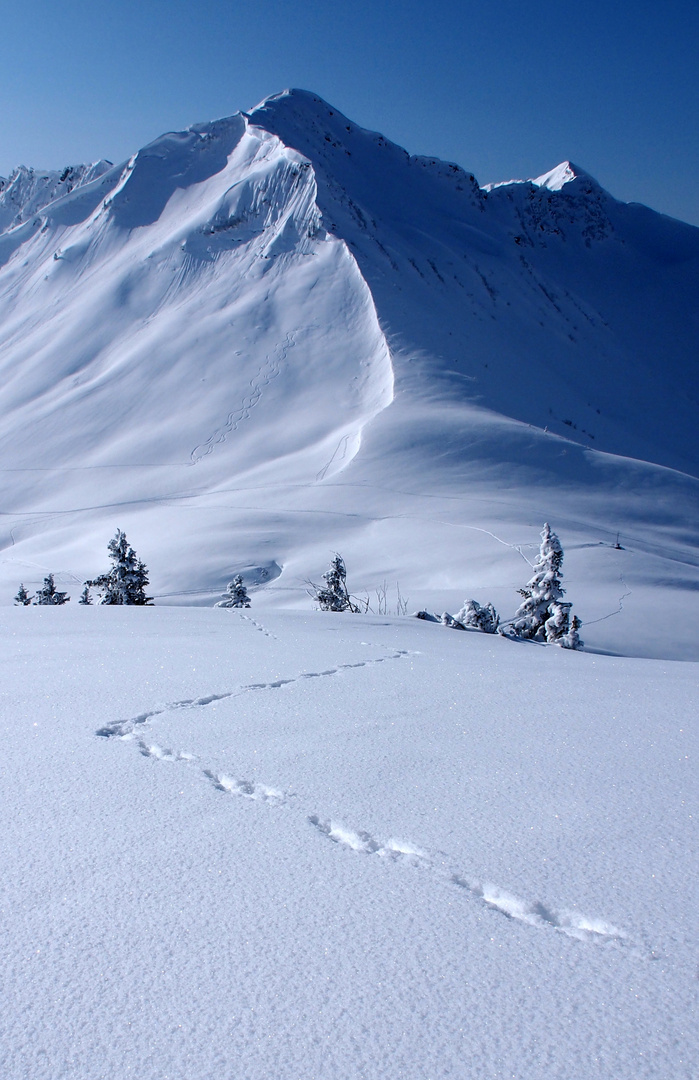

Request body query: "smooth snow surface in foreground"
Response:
[2, 607, 697, 1079]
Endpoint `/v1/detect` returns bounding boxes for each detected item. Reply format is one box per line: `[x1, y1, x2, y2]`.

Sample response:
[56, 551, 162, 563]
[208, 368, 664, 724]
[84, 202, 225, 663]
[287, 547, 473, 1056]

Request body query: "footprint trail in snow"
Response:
[306, 815, 651, 957]
[95, 634, 652, 960]
[96, 644, 411, 739]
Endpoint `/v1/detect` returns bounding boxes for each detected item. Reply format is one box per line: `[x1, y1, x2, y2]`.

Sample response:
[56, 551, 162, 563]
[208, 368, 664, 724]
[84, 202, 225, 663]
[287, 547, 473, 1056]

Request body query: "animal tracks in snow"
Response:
[450, 876, 638, 951]
[239, 613, 278, 640]
[308, 816, 428, 862]
[204, 770, 286, 804]
[309, 815, 652, 959]
[137, 740, 196, 763]
[96, 709, 165, 739]
[95, 643, 650, 960]
[95, 648, 411, 739]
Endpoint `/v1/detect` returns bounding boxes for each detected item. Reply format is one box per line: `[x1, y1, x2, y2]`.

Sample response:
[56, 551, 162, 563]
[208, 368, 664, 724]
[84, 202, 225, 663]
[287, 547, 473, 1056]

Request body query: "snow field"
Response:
[1, 89, 698, 1077]
[1, 605, 697, 1079]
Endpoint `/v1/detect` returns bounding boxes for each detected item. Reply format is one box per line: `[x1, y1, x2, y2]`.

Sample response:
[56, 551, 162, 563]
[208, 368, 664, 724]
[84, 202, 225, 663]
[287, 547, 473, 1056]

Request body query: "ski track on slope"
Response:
[95, 633, 652, 961]
[585, 574, 632, 626]
[316, 433, 353, 482]
[189, 330, 300, 465]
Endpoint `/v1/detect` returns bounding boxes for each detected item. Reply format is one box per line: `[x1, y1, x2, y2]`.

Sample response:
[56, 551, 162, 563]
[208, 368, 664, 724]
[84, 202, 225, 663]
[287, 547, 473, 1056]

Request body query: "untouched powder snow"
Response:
[0, 89, 698, 662]
[1, 606, 697, 1079]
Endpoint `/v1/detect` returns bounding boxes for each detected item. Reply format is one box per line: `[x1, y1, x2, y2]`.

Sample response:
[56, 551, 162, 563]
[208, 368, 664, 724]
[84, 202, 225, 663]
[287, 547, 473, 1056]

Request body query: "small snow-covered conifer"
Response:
[34, 573, 70, 605]
[79, 585, 93, 605]
[455, 599, 500, 633]
[562, 614, 583, 650]
[310, 554, 359, 612]
[216, 575, 251, 608]
[504, 523, 581, 648]
[87, 530, 152, 605]
[14, 583, 32, 606]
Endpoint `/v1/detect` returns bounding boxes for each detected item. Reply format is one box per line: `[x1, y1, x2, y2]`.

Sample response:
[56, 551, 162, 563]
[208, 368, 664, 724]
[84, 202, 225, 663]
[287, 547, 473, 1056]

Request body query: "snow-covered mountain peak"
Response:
[248, 88, 482, 199]
[0, 160, 112, 235]
[531, 161, 594, 190]
[250, 87, 319, 113]
[483, 161, 602, 201]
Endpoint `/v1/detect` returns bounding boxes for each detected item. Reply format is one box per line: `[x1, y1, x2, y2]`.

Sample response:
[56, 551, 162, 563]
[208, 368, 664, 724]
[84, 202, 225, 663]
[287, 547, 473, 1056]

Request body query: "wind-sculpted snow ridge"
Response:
[250, 89, 699, 475]
[0, 102, 395, 604]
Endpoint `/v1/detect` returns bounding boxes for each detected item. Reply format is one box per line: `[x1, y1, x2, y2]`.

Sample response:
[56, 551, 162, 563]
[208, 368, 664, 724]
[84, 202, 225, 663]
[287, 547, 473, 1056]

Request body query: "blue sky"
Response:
[1, 0, 697, 224]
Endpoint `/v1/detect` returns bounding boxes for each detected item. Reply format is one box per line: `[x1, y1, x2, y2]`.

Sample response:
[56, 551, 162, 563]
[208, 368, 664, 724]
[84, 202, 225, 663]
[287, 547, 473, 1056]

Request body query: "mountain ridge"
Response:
[0, 90, 697, 659]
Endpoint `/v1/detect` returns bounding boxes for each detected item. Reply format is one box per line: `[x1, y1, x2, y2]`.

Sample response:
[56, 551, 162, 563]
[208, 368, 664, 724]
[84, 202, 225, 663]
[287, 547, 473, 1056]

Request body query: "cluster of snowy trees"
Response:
[307, 527, 581, 649]
[433, 523, 582, 649]
[12, 522, 583, 650]
[14, 530, 151, 607]
[214, 555, 365, 614]
[14, 574, 71, 606]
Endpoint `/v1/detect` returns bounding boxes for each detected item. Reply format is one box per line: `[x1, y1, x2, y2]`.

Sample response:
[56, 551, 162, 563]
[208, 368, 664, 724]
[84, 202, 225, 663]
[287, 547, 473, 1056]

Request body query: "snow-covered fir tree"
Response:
[216, 574, 251, 608]
[87, 530, 152, 605]
[78, 585, 93, 605]
[14, 583, 32, 606]
[34, 573, 70, 605]
[311, 554, 359, 612]
[504, 523, 581, 648]
[562, 614, 583, 650]
[543, 600, 573, 645]
[455, 599, 500, 633]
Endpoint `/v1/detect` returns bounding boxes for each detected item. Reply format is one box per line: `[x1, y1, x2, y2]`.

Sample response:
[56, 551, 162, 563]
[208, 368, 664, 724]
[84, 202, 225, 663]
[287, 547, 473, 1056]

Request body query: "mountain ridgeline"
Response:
[2, 89, 697, 474]
[0, 89, 697, 656]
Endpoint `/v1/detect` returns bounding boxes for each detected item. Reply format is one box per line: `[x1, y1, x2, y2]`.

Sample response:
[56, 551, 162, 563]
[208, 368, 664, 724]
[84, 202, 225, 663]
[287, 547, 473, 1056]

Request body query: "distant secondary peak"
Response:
[531, 161, 598, 191]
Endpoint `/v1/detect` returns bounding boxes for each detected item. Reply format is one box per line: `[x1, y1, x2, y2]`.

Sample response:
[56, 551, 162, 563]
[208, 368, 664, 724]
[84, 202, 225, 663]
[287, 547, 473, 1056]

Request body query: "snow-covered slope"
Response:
[0, 90, 697, 659]
[2, 606, 697, 1080]
[251, 91, 699, 473]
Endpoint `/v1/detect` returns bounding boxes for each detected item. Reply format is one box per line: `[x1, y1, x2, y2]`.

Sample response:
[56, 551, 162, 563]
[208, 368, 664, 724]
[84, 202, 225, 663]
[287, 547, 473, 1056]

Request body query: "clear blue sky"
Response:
[1, 0, 697, 224]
